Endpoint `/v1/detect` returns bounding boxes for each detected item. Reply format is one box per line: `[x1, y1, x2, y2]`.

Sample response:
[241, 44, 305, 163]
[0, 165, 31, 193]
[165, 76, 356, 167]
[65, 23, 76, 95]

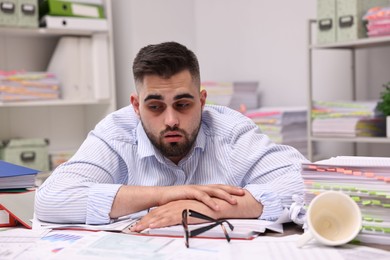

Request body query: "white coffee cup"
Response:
[297, 191, 362, 247]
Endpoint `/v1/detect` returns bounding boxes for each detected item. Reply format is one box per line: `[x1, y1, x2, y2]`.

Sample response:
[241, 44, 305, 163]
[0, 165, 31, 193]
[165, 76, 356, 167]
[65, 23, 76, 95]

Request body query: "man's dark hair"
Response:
[132, 42, 200, 90]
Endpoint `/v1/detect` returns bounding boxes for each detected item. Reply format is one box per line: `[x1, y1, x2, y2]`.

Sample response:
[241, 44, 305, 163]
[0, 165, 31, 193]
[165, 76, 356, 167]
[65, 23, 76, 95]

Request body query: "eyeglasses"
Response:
[181, 209, 234, 248]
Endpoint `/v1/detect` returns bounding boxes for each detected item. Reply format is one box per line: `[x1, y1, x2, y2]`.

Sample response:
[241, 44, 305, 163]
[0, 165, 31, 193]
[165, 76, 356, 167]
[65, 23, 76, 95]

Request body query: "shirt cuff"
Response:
[244, 183, 284, 221]
[86, 183, 122, 224]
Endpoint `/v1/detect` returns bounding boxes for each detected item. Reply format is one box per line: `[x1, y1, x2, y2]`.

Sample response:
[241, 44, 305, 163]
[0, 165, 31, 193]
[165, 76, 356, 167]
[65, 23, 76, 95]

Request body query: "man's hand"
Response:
[130, 200, 213, 232]
[157, 184, 245, 211]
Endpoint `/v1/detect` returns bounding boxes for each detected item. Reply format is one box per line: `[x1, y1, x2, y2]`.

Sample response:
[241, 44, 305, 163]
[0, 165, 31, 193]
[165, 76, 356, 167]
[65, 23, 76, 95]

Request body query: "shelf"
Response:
[310, 35, 390, 50]
[310, 136, 390, 144]
[307, 20, 390, 160]
[0, 0, 115, 154]
[0, 99, 111, 107]
[0, 26, 108, 37]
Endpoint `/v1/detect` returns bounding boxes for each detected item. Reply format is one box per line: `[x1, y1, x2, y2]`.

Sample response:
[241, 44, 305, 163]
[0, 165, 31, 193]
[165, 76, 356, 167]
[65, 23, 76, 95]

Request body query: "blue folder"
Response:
[0, 160, 39, 177]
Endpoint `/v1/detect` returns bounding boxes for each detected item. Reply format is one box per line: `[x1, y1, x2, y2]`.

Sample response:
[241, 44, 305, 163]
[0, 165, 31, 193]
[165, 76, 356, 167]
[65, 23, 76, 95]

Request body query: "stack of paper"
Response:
[301, 156, 390, 245]
[363, 6, 390, 37]
[245, 106, 308, 156]
[0, 71, 61, 102]
[0, 160, 39, 189]
[201, 81, 260, 111]
[201, 81, 234, 107]
[312, 100, 385, 137]
[229, 81, 260, 111]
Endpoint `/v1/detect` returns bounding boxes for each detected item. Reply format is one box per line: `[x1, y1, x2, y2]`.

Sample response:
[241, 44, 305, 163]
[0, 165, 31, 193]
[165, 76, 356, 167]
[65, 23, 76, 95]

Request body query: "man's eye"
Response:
[175, 103, 190, 109]
[148, 104, 164, 111]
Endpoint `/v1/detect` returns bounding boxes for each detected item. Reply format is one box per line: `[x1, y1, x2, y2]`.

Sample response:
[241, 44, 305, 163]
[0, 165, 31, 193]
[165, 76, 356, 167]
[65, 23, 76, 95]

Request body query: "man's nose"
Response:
[164, 108, 179, 128]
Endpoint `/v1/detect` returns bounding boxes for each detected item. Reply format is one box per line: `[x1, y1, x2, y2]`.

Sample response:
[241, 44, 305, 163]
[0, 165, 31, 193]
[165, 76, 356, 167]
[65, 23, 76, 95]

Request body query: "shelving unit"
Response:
[307, 19, 390, 161]
[0, 0, 116, 155]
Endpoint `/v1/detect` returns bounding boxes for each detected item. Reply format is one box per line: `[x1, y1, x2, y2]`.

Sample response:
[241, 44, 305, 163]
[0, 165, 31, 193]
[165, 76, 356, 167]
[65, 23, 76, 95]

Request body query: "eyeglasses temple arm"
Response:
[189, 221, 222, 237]
[188, 210, 217, 222]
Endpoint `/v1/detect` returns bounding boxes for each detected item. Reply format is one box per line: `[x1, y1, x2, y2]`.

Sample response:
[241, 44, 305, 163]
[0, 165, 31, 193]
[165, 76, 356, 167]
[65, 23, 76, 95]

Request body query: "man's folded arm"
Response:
[35, 132, 127, 224]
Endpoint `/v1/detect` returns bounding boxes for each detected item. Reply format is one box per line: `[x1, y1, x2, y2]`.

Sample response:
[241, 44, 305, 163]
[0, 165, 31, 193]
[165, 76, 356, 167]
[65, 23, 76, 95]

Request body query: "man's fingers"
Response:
[193, 192, 220, 211]
[214, 185, 245, 196]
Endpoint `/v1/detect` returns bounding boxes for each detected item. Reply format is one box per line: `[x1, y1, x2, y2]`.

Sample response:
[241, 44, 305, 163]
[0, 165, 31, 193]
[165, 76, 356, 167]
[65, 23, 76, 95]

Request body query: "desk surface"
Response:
[1, 222, 389, 259]
[264, 223, 390, 252]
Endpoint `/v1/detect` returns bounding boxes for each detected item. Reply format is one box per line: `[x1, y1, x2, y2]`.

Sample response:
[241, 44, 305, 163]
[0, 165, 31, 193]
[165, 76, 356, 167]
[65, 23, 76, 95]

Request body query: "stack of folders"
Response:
[312, 100, 385, 137]
[0, 71, 61, 102]
[301, 156, 390, 245]
[0, 161, 39, 227]
[39, 0, 108, 31]
[245, 106, 308, 156]
[0, 160, 39, 190]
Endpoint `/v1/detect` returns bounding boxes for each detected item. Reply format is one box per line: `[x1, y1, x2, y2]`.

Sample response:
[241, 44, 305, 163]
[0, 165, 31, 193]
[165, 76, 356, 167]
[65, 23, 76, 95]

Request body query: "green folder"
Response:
[39, 0, 105, 19]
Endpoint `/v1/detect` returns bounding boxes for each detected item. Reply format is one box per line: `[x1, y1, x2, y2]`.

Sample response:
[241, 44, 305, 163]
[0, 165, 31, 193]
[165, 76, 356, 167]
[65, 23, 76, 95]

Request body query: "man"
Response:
[35, 42, 307, 231]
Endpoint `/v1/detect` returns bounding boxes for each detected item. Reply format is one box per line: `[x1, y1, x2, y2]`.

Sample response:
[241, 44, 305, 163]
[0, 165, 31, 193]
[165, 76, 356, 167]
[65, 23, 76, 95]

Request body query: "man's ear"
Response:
[130, 93, 140, 116]
[200, 89, 207, 109]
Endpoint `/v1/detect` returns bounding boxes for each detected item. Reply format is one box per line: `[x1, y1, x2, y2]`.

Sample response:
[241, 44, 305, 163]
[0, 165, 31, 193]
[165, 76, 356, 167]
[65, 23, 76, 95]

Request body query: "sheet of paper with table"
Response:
[48, 232, 390, 260]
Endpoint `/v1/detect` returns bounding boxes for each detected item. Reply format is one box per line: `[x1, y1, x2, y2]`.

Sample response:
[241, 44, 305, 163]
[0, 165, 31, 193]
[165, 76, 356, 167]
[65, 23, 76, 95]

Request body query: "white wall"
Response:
[112, 0, 316, 108]
[195, 0, 316, 107]
[112, 0, 196, 107]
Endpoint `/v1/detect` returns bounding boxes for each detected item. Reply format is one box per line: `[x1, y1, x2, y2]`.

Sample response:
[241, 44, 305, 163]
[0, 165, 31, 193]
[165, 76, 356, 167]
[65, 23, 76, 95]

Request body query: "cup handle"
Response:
[296, 230, 313, 248]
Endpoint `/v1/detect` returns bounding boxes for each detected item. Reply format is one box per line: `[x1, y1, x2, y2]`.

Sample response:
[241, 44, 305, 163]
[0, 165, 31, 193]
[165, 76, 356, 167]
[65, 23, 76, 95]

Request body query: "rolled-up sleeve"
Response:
[86, 183, 122, 224]
[35, 131, 128, 224]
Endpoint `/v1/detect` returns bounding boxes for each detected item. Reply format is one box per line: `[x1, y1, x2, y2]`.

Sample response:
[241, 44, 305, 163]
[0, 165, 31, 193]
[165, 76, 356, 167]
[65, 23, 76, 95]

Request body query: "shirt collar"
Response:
[136, 123, 156, 159]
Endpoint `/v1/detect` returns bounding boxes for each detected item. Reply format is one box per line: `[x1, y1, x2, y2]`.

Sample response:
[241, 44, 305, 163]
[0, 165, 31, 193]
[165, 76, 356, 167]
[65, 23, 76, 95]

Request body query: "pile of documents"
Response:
[0, 160, 39, 190]
[0, 162, 39, 228]
[301, 156, 390, 245]
[311, 100, 385, 137]
[229, 81, 260, 111]
[39, 0, 108, 31]
[245, 106, 308, 156]
[0, 71, 61, 102]
[201, 81, 260, 111]
[201, 81, 234, 107]
[363, 6, 390, 37]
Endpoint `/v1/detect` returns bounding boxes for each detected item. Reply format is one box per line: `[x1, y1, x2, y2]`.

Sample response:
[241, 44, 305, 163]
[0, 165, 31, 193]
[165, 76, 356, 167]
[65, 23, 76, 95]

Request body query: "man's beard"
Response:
[143, 122, 200, 158]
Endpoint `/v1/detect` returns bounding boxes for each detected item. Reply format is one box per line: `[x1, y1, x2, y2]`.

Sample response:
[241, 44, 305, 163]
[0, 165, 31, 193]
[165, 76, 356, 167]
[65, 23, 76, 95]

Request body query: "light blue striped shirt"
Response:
[35, 105, 308, 224]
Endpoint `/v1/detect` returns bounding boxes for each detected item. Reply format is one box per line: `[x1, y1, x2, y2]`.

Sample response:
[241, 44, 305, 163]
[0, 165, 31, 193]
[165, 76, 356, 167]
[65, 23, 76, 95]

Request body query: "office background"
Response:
[111, 0, 390, 159]
[1, 0, 389, 163]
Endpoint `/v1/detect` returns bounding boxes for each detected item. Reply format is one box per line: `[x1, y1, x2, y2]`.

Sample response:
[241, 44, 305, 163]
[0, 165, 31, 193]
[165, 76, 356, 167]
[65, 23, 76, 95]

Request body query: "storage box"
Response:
[17, 0, 38, 28]
[336, 0, 388, 42]
[317, 0, 337, 44]
[0, 138, 50, 171]
[0, 0, 18, 27]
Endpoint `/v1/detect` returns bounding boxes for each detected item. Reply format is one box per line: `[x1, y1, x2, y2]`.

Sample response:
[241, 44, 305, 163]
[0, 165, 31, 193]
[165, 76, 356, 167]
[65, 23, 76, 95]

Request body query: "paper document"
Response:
[134, 219, 283, 240]
[0, 228, 50, 260]
[33, 215, 137, 231]
[50, 232, 390, 260]
[14, 229, 93, 260]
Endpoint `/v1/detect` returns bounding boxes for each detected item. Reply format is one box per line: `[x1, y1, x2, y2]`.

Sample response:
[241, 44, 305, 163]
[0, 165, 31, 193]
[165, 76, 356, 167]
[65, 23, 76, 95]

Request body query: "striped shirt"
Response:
[35, 105, 308, 224]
